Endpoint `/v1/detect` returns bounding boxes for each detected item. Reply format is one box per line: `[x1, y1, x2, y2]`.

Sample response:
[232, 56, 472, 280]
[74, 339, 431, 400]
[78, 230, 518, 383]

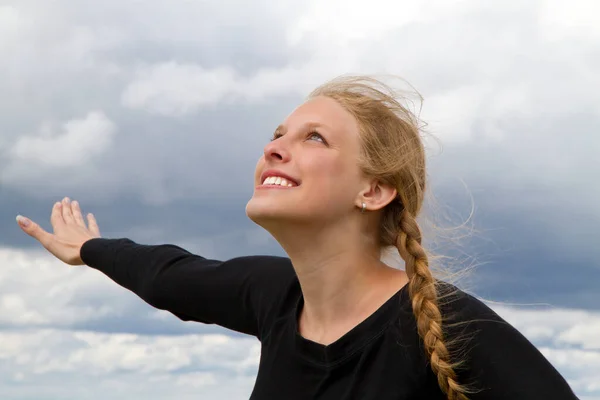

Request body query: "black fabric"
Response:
[80, 238, 579, 399]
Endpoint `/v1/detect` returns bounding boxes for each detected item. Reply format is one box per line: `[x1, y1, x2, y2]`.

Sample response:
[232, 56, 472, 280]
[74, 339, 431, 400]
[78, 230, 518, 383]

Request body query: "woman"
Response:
[17, 76, 577, 399]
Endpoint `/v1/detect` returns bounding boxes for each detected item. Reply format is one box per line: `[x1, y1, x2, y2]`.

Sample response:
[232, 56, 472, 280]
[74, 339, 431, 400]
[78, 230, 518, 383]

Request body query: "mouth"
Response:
[258, 169, 300, 188]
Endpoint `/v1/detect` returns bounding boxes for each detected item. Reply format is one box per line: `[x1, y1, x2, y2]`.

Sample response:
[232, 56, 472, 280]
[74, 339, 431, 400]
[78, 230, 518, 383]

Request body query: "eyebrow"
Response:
[274, 124, 287, 136]
[274, 122, 328, 136]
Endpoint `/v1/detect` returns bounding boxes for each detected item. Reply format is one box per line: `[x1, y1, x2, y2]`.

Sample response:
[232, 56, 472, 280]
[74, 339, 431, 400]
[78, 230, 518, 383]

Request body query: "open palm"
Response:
[16, 197, 101, 265]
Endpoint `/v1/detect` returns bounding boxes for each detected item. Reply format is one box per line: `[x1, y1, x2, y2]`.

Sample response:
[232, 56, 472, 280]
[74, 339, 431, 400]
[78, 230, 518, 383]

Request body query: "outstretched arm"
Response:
[17, 198, 296, 339]
[80, 238, 295, 337]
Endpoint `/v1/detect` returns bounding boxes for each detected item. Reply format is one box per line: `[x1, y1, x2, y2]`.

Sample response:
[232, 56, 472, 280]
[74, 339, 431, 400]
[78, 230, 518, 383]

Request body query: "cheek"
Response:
[254, 157, 265, 183]
[304, 156, 360, 199]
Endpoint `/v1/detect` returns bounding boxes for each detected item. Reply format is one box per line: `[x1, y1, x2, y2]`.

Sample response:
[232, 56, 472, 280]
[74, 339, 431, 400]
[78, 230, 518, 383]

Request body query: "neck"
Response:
[269, 219, 408, 344]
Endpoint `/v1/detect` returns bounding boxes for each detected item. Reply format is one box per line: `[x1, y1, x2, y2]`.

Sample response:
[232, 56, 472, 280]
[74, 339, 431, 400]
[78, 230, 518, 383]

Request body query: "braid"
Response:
[397, 209, 469, 400]
[309, 74, 474, 397]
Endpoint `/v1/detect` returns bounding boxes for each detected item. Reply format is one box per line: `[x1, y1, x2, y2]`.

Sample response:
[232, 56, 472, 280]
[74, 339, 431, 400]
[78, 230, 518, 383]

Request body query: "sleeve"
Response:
[80, 237, 297, 339]
[442, 289, 580, 399]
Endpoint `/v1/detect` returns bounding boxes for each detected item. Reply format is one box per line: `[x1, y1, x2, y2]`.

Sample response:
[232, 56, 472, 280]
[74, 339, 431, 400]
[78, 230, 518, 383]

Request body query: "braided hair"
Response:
[309, 75, 470, 400]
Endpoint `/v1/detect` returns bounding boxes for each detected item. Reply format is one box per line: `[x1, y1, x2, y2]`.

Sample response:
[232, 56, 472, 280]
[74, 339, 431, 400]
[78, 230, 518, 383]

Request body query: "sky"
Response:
[0, 0, 599, 398]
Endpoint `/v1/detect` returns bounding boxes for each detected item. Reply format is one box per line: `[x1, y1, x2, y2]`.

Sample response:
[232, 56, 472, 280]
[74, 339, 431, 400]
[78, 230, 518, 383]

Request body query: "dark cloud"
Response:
[3, 163, 598, 318]
[0, 0, 597, 338]
[1, 1, 599, 397]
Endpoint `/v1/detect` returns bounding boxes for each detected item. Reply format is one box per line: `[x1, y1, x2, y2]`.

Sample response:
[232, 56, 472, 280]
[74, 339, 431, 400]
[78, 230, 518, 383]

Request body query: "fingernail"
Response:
[63, 197, 70, 203]
[16, 215, 31, 227]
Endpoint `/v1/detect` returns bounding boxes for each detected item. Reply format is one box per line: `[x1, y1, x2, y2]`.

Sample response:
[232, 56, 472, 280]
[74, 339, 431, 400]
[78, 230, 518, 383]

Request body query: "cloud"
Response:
[493, 305, 600, 350]
[0, 6, 22, 41]
[120, 58, 351, 117]
[0, 0, 597, 213]
[539, 0, 600, 40]
[0, 330, 259, 375]
[0, 0, 596, 308]
[0, 1, 597, 399]
[492, 305, 600, 397]
[0, 112, 120, 201]
[122, 63, 238, 116]
[0, 225, 279, 334]
[0, 328, 259, 400]
[8, 111, 116, 168]
[0, 282, 598, 398]
[0, 245, 128, 328]
[0, 226, 597, 399]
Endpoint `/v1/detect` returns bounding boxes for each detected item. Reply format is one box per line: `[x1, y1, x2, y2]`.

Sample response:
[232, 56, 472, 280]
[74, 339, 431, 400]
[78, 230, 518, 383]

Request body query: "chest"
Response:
[249, 325, 445, 400]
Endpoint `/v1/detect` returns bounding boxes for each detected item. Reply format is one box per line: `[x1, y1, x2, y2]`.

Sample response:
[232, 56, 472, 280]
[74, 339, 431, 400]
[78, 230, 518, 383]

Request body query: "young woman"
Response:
[17, 76, 578, 399]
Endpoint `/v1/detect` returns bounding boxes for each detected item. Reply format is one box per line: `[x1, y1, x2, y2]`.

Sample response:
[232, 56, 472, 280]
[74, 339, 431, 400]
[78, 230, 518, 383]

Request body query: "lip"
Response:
[259, 169, 300, 187]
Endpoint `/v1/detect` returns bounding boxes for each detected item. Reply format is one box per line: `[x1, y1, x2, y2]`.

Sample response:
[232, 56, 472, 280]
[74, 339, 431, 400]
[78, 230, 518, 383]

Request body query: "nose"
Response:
[263, 138, 291, 163]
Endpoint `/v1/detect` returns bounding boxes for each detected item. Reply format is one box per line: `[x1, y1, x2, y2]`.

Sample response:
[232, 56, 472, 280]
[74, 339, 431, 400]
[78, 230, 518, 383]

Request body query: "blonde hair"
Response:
[309, 76, 472, 400]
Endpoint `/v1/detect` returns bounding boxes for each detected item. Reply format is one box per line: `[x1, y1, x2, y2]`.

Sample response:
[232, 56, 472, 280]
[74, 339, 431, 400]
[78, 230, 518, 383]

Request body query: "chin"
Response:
[245, 196, 306, 228]
[247, 197, 286, 223]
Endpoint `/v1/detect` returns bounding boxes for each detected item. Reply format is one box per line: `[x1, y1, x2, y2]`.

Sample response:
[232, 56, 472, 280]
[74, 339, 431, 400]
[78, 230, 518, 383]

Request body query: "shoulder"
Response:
[436, 282, 506, 326]
[433, 282, 577, 398]
[396, 281, 512, 348]
[226, 255, 300, 338]
[226, 254, 299, 298]
[398, 281, 516, 361]
[236, 254, 294, 271]
[434, 283, 523, 368]
[220, 254, 298, 299]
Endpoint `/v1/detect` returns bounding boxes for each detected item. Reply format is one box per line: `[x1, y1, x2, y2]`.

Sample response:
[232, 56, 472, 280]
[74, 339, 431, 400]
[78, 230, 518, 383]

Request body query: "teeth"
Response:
[262, 176, 296, 186]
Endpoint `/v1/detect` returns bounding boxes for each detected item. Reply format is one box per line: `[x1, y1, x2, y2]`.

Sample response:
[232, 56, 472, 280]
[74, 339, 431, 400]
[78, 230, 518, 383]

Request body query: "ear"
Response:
[356, 179, 397, 212]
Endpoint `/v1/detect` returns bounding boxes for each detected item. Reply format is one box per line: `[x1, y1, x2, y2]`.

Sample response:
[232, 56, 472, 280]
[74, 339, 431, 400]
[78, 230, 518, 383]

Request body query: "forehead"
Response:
[278, 96, 359, 138]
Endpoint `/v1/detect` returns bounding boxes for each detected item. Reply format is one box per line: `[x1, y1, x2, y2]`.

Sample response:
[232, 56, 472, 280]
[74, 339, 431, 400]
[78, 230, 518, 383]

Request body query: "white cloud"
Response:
[0, 6, 23, 39]
[114, 0, 600, 144]
[0, 328, 259, 399]
[491, 305, 600, 397]
[0, 1, 598, 398]
[288, 0, 423, 45]
[0, 0, 597, 214]
[0, 300, 597, 399]
[121, 63, 238, 116]
[539, 0, 600, 40]
[0, 230, 272, 330]
[0, 247, 598, 398]
[120, 57, 353, 117]
[1, 111, 120, 198]
[8, 111, 116, 167]
[491, 305, 600, 348]
[0, 246, 126, 327]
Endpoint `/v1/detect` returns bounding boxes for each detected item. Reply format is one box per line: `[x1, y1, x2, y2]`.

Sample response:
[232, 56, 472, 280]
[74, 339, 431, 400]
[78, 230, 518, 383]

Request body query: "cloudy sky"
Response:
[1, 0, 599, 398]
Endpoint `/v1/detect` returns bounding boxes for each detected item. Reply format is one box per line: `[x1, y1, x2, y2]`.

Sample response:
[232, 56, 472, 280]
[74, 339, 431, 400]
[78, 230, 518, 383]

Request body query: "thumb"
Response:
[16, 215, 53, 247]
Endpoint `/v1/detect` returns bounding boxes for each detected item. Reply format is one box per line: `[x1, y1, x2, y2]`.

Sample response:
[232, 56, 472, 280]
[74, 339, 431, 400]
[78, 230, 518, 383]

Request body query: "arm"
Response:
[80, 238, 297, 339]
[444, 291, 579, 399]
[17, 200, 295, 338]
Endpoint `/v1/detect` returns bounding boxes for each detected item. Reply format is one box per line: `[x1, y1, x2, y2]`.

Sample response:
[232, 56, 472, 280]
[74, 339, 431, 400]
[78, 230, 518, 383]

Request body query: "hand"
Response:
[16, 197, 101, 265]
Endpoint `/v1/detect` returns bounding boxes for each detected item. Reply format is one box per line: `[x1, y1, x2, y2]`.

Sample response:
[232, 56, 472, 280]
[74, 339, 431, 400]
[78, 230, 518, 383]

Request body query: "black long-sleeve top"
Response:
[80, 238, 579, 400]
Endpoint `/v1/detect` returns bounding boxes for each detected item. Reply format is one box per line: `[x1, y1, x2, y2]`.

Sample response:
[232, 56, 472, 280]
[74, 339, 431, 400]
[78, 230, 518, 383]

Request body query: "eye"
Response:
[270, 132, 283, 142]
[307, 131, 327, 145]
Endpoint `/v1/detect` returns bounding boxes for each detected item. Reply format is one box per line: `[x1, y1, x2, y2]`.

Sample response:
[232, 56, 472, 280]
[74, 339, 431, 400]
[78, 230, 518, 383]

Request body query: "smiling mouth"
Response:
[259, 176, 298, 187]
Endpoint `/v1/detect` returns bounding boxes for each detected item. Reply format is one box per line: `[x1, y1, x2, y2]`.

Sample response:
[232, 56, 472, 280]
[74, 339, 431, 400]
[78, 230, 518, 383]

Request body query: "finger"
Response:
[17, 215, 55, 249]
[50, 201, 65, 232]
[71, 200, 86, 228]
[87, 213, 101, 237]
[62, 197, 74, 223]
